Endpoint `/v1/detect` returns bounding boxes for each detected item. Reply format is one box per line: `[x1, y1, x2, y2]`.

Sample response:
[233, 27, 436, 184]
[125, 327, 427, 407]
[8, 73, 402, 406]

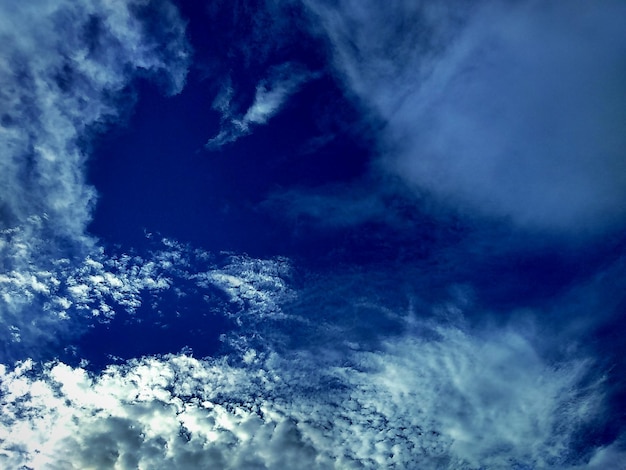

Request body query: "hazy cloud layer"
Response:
[306, 0, 626, 233]
[0, 0, 190, 351]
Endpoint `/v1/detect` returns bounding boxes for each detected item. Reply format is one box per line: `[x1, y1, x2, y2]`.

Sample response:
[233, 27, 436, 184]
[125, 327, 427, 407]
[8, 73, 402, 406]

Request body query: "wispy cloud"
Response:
[206, 64, 315, 149]
[305, 0, 626, 234]
[0, 318, 609, 469]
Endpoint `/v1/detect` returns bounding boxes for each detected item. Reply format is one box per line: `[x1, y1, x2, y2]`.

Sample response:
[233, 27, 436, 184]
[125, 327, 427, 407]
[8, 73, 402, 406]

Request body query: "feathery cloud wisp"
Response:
[206, 64, 314, 149]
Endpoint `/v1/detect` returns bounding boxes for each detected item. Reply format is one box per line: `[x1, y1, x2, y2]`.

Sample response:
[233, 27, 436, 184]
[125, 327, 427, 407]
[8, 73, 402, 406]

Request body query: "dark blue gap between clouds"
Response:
[86, 75, 371, 259]
[85, 75, 622, 310]
[82, 0, 626, 405]
[63, 279, 236, 371]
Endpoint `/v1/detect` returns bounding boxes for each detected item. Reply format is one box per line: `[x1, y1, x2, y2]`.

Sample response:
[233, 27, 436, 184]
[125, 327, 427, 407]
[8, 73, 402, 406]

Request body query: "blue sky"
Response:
[1, 0, 625, 468]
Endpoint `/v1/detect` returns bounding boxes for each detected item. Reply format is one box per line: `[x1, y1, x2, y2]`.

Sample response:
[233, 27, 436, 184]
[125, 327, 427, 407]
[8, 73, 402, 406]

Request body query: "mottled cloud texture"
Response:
[0, 0, 190, 352]
[0, 245, 620, 468]
[0, 254, 611, 469]
[305, 0, 626, 233]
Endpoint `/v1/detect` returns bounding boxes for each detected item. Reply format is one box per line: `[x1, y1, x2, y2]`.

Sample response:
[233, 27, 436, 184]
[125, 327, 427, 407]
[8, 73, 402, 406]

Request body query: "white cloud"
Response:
[0, 243, 618, 468]
[0, 311, 610, 469]
[580, 442, 626, 470]
[305, 0, 626, 234]
[0, 0, 189, 246]
[206, 63, 315, 149]
[194, 253, 294, 325]
[0, 0, 190, 352]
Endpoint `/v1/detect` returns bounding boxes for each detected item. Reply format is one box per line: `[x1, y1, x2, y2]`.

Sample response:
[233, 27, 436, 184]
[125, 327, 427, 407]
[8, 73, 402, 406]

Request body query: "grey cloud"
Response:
[306, 0, 626, 234]
[264, 184, 392, 229]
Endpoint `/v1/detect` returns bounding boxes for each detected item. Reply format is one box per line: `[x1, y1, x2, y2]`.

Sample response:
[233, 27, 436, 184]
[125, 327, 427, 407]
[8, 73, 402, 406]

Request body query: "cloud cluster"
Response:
[305, 0, 626, 233]
[0, 236, 620, 468]
[0, 234, 299, 361]
[0, 246, 175, 361]
[0, 0, 189, 249]
[0, 315, 610, 469]
[0, 0, 190, 353]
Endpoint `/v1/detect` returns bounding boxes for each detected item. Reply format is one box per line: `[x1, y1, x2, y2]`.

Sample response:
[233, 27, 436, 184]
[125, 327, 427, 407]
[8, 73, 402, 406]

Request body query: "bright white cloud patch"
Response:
[206, 63, 315, 149]
[0, 241, 617, 468]
[0, 233, 301, 360]
[0, 0, 190, 351]
[0, 318, 606, 469]
[306, 0, 626, 233]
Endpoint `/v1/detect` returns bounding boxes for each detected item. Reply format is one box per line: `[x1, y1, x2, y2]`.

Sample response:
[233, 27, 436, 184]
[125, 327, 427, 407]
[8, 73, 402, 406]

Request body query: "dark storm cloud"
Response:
[0, 0, 190, 356]
[304, 0, 626, 234]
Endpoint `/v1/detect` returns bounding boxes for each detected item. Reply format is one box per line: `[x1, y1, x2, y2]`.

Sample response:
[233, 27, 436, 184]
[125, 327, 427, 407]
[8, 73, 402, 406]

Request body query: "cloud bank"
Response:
[306, 0, 626, 233]
[0, 319, 609, 469]
[0, 246, 618, 469]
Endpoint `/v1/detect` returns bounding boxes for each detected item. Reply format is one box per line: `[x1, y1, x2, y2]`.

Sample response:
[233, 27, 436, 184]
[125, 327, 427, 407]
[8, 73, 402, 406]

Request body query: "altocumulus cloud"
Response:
[304, 0, 626, 234]
[0, 0, 190, 354]
[0, 315, 609, 468]
[2, 2, 625, 469]
[0, 247, 618, 469]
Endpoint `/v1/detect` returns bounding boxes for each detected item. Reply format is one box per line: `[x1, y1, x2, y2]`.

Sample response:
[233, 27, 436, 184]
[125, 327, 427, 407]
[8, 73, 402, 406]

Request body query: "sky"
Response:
[0, 0, 625, 468]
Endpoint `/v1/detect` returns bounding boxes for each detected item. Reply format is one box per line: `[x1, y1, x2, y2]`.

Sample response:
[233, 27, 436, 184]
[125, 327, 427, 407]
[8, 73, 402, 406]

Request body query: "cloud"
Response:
[0, 0, 190, 353]
[0, 239, 619, 467]
[206, 63, 315, 149]
[0, 0, 189, 245]
[0, 247, 177, 361]
[0, 314, 607, 469]
[0, 235, 298, 361]
[305, 0, 626, 234]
